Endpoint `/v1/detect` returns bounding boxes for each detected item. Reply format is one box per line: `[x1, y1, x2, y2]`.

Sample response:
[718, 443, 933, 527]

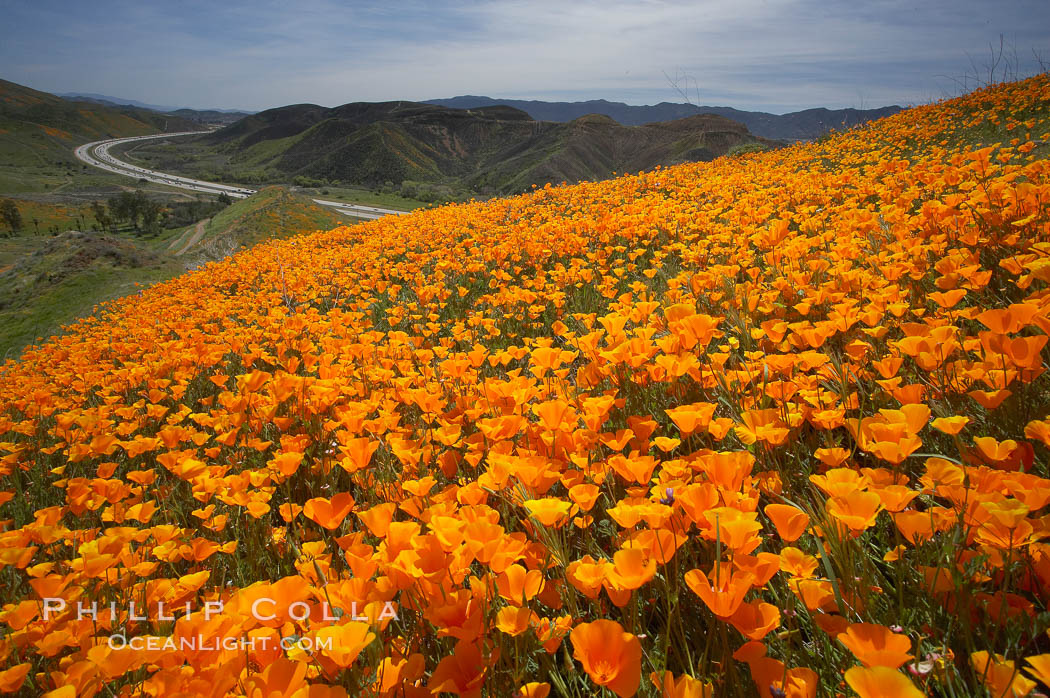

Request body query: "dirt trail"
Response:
[174, 218, 209, 256]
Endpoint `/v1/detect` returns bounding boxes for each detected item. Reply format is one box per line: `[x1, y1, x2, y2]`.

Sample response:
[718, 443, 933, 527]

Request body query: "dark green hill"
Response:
[149, 100, 776, 194]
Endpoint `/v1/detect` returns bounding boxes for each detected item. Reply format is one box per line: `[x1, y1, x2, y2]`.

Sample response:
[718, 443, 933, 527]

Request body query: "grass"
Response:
[0, 230, 183, 358]
[196, 186, 348, 249]
[292, 184, 428, 210]
[0, 187, 361, 358]
[0, 198, 98, 234]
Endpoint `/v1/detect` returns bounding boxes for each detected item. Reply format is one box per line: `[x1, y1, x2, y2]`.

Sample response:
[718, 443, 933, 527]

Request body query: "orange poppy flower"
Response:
[836, 623, 913, 668]
[315, 621, 376, 669]
[339, 436, 380, 473]
[566, 555, 610, 599]
[0, 663, 31, 693]
[515, 682, 552, 698]
[570, 619, 642, 698]
[764, 503, 810, 541]
[649, 671, 714, 698]
[747, 657, 817, 698]
[728, 600, 781, 640]
[569, 483, 601, 511]
[844, 666, 924, 698]
[827, 490, 884, 532]
[357, 502, 397, 537]
[606, 547, 657, 591]
[684, 566, 755, 618]
[523, 498, 574, 527]
[1025, 654, 1050, 687]
[428, 641, 488, 698]
[242, 658, 308, 697]
[970, 651, 1037, 698]
[496, 606, 534, 636]
[496, 563, 545, 604]
[665, 402, 717, 436]
[303, 492, 356, 530]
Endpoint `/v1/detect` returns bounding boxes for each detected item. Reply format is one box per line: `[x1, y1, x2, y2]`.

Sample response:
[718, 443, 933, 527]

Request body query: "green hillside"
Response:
[0, 78, 202, 168]
[0, 230, 180, 359]
[180, 186, 349, 258]
[0, 186, 351, 358]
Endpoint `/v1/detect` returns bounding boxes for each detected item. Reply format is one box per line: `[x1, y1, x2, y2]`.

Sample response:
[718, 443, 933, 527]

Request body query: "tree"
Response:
[90, 201, 112, 232]
[0, 199, 22, 234]
[139, 200, 164, 235]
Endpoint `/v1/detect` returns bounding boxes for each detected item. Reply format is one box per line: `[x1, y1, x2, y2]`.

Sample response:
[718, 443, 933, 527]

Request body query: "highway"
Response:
[73, 132, 409, 220]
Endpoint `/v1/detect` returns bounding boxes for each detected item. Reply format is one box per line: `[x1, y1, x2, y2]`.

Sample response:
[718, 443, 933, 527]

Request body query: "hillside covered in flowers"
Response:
[1, 75, 1050, 697]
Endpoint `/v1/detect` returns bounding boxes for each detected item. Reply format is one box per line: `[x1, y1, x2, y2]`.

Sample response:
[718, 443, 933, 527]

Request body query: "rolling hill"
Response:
[425, 95, 903, 141]
[0, 78, 204, 168]
[135, 100, 777, 194]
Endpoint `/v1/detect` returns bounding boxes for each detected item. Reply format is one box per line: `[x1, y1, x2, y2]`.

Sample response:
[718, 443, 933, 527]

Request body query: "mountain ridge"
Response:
[57, 92, 252, 115]
[424, 95, 903, 141]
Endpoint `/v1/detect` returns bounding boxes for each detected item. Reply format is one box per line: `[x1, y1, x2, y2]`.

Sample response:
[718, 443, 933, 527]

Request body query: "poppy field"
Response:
[2, 75, 1050, 697]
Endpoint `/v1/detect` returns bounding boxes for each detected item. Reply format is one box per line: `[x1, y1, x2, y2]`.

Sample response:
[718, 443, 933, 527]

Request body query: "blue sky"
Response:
[2, 0, 1048, 113]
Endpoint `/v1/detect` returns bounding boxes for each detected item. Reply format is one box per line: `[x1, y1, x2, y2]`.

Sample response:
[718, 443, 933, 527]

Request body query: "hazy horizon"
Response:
[3, 0, 1049, 114]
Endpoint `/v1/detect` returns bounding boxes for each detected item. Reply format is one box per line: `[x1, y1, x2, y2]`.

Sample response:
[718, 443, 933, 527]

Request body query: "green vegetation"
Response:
[0, 199, 21, 233]
[0, 78, 203, 194]
[0, 79, 389, 357]
[0, 186, 357, 358]
[0, 230, 182, 358]
[294, 183, 427, 210]
[726, 141, 771, 157]
[193, 186, 349, 252]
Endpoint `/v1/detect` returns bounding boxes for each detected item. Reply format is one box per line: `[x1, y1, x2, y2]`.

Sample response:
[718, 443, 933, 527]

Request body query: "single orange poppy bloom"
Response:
[570, 619, 643, 698]
[764, 503, 810, 542]
[684, 566, 755, 618]
[844, 666, 924, 698]
[836, 623, 913, 668]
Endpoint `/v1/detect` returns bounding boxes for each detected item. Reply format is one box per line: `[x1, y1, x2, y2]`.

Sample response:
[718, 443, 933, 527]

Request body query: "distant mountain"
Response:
[0, 78, 206, 168]
[57, 92, 182, 112]
[164, 109, 252, 126]
[58, 92, 250, 115]
[147, 100, 776, 194]
[425, 96, 902, 141]
[58, 93, 253, 126]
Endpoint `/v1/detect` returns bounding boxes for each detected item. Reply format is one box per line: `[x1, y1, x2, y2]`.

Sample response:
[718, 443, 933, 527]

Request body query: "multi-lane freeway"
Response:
[74, 132, 409, 220]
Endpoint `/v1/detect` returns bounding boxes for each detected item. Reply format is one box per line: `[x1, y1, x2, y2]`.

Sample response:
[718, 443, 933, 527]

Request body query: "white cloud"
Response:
[2, 0, 1048, 112]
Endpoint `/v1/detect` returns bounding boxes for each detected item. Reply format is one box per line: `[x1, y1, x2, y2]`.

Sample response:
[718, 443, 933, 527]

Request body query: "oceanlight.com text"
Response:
[106, 634, 333, 652]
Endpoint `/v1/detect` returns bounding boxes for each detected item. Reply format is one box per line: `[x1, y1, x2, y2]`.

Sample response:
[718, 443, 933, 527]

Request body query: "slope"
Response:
[185, 185, 349, 258]
[0, 187, 349, 357]
[0, 75, 1048, 698]
[0, 230, 180, 359]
